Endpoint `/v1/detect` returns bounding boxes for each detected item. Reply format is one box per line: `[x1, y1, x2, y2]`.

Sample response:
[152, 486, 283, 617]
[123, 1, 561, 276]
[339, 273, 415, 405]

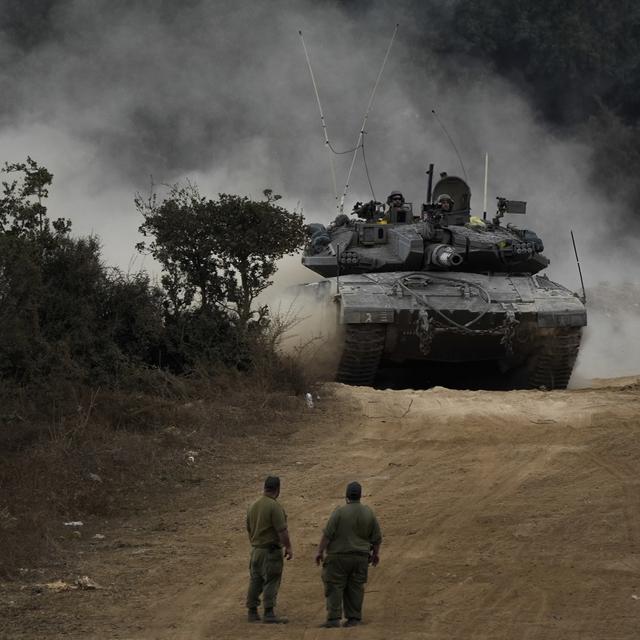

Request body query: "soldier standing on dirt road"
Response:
[245, 476, 293, 624]
[315, 481, 382, 628]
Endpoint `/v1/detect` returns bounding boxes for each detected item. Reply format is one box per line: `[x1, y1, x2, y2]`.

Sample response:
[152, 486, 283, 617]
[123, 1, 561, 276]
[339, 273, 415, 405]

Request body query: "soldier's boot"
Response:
[343, 618, 361, 627]
[247, 608, 261, 623]
[263, 608, 288, 624]
[320, 619, 341, 628]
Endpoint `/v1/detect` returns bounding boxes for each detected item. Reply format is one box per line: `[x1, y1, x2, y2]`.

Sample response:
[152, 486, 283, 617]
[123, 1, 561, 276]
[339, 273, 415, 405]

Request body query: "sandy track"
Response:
[3, 380, 640, 639]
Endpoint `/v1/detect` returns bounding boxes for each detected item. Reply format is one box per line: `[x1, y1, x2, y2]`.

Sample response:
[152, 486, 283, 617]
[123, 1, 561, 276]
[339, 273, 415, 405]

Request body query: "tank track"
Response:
[522, 327, 583, 390]
[336, 324, 386, 386]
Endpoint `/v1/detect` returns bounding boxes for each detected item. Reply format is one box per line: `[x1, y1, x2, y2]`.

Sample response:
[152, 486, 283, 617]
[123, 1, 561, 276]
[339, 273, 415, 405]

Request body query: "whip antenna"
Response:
[571, 230, 587, 304]
[339, 24, 399, 212]
[299, 30, 339, 207]
[482, 152, 489, 220]
[432, 109, 468, 183]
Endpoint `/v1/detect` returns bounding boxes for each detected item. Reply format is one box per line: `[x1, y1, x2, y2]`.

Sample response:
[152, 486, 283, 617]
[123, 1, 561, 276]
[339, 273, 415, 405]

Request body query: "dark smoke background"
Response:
[1, 0, 639, 377]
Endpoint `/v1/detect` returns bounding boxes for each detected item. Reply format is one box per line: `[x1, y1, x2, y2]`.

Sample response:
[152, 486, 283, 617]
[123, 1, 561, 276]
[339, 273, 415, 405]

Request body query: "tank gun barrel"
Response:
[428, 244, 463, 267]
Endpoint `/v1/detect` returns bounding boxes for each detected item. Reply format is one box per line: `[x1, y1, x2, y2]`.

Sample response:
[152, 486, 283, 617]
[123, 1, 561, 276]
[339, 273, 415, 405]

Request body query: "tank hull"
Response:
[324, 271, 586, 388]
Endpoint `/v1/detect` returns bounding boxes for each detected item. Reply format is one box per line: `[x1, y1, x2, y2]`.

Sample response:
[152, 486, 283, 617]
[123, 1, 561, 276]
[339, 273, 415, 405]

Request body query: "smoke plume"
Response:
[1, 0, 637, 381]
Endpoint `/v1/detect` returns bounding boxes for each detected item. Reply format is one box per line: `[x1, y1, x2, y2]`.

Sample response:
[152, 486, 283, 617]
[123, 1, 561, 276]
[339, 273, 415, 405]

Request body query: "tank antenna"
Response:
[431, 109, 468, 183]
[425, 163, 434, 203]
[482, 153, 489, 220]
[299, 30, 339, 207]
[338, 24, 399, 213]
[570, 230, 587, 304]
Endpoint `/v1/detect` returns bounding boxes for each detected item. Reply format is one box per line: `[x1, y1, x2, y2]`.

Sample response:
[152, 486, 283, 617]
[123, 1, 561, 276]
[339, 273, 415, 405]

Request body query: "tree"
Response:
[136, 184, 307, 332]
[0, 159, 168, 382]
[451, 0, 640, 124]
[1, 157, 71, 238]
[0, 158, 68, 379]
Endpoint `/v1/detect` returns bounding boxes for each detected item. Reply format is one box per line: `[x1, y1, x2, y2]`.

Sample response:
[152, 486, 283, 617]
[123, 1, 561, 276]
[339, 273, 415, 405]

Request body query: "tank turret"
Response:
[303, 176, 548, 277]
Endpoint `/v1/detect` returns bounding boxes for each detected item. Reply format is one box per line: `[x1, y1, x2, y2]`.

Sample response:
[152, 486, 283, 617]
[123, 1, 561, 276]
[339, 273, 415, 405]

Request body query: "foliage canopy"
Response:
[1, 161, 306, 382]
[136, 185, 307, 330]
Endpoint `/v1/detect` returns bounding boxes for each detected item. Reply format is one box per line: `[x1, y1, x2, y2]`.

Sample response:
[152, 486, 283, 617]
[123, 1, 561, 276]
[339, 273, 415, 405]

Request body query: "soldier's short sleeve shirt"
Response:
[323, 502, 382, 554]
[246, 495, 287, 547]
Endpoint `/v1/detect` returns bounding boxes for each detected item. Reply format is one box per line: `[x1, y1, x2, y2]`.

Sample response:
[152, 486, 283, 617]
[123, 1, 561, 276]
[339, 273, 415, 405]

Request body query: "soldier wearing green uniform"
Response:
[246, 476, 293, 624]
[315, 481, 382, 628]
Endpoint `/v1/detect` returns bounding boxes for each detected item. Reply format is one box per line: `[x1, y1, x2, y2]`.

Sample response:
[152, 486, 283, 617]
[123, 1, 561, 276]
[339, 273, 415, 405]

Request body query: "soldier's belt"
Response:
[253, 543, 282, 550]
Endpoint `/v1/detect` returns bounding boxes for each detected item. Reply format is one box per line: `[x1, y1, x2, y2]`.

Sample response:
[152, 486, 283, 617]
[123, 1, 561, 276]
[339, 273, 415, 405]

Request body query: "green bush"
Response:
[0, 160, 307, 386]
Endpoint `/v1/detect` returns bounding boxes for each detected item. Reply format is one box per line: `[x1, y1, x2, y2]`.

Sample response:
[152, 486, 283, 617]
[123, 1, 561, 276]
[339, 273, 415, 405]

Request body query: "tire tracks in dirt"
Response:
[4, 381, 640, 639]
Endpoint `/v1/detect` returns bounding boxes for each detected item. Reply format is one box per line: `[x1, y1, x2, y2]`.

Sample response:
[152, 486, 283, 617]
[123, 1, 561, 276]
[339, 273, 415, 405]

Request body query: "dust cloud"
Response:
[572, 284, 640, 383]
[1, 0, 638, 380]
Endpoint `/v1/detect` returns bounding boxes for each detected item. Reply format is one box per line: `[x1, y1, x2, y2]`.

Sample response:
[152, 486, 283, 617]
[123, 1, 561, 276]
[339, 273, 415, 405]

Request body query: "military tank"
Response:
[302, 173, 587, 389]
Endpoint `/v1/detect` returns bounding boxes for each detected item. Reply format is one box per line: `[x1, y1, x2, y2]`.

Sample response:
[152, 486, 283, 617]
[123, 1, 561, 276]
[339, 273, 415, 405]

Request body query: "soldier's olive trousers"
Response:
[321, 553, 369, 621]
[246, 547, 283, 610]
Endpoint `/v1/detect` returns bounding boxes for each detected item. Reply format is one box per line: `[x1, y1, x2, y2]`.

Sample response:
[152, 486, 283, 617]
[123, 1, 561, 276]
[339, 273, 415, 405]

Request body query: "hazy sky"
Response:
[0, 1, 628, 272]
[1, 0, 638, 378]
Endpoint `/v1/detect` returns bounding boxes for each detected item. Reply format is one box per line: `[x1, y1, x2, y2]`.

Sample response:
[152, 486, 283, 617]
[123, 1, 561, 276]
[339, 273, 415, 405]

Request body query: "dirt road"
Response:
[3, 380, 640, 639]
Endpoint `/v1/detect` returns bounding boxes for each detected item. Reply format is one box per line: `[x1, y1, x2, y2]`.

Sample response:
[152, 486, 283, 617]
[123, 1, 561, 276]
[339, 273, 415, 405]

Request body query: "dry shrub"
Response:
[0, 349, 315, 576]
[0, 395, 186, 575]
[253, 304, 343, 396]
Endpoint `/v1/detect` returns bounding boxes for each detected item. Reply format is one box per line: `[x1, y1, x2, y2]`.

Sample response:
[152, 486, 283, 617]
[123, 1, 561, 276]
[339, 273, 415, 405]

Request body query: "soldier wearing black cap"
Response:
[314, 481, 382, 628]
[245, 476, 293, 624]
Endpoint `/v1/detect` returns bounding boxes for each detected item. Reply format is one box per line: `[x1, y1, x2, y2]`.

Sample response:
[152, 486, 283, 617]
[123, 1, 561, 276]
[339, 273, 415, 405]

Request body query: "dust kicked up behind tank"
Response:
[301, 173, 587, 389]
